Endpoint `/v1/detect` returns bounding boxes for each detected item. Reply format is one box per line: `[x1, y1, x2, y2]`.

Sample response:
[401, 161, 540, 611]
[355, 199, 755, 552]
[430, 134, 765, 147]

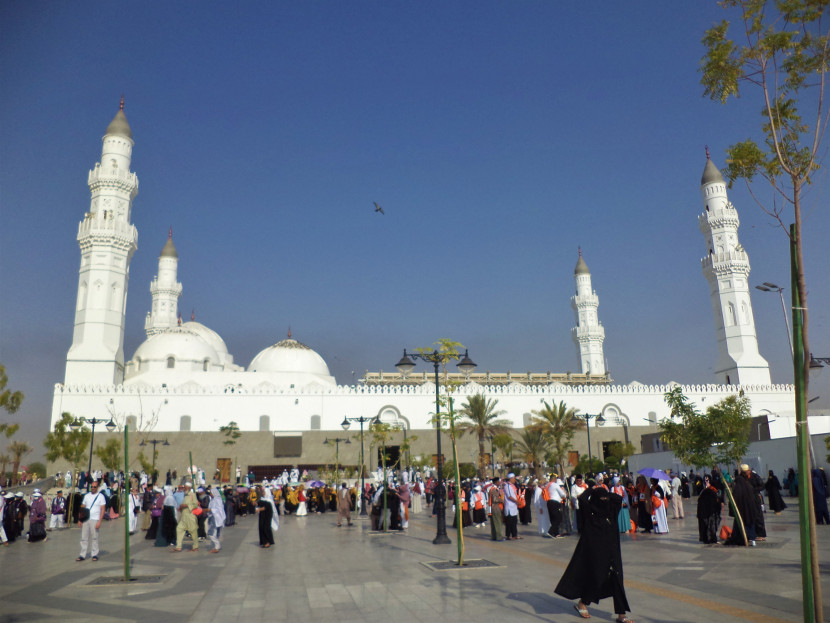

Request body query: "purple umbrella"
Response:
[638, 468, 671, 481]
[307, 480, 325, 488]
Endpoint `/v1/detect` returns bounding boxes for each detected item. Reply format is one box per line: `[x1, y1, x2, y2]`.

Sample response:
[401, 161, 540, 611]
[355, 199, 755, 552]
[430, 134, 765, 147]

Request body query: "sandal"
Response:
[76, 557, 85, 562]
[91, 556, 98, 561]
[616, 617, 634, 623]
[574, 602, 591, 619]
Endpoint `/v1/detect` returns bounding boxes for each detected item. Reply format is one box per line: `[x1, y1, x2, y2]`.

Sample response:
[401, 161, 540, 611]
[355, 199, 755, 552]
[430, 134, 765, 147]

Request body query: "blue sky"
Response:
[1, 2, 828, 452]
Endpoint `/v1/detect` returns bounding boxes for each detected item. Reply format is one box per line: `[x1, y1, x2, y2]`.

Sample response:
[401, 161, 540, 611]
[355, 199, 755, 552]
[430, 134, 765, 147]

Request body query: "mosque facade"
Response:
[50, 106, 798, 472]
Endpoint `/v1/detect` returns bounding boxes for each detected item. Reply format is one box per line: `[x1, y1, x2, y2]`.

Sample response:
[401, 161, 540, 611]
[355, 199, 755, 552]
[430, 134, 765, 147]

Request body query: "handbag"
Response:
[151, 508, 162, 518]
[651, 495, 662, 509]
[192, 507, 203, 516]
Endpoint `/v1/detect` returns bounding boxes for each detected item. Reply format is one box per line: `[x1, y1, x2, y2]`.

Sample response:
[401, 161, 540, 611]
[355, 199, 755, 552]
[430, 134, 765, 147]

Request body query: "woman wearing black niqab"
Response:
[554, 482, 634, 622]
[764, 471, 787, 514]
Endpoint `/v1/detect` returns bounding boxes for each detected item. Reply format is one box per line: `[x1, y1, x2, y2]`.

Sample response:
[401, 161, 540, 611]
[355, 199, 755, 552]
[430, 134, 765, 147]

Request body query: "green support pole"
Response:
[791, 224, 819, 623]
[123, 424, 130, 582]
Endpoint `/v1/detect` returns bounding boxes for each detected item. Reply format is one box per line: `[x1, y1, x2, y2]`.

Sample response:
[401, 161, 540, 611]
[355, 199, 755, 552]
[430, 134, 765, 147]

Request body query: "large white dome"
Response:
[249, 338, 332, 377]
[180, 321, 229, 356]
[129, 327, 219, 375]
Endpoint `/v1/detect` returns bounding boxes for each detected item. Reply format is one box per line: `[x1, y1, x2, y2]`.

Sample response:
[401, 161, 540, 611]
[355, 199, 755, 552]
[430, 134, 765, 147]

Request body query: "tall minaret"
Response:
[571, 248, 606, 376]
[699, 149, 771, 385]
[145, 229, 182, 336]
[65, 100, 139, 386]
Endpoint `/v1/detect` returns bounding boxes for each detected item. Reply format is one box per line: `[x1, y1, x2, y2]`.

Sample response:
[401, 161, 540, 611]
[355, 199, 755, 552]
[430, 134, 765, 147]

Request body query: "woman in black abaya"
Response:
[696, 475, 721, 544]
[764, 470, 787, 514]
[255, 486, 275, 548]
[155, 486, 177, 547]
[554, 482, 634, 622]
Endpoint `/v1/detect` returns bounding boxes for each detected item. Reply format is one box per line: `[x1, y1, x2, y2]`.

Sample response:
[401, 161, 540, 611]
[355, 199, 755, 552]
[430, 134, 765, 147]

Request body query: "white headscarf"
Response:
[261, 487, 279, 532]
[163, 486, 176, 507]
[209, 487, 226, 525]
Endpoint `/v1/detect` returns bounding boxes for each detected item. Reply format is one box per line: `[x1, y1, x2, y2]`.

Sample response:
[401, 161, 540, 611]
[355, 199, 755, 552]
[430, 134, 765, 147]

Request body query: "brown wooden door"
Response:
[217, 458, 231, 483]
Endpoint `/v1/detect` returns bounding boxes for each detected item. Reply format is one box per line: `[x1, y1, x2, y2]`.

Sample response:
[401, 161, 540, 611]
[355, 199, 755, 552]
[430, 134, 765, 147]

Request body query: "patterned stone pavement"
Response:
[0, 498, 827, 622]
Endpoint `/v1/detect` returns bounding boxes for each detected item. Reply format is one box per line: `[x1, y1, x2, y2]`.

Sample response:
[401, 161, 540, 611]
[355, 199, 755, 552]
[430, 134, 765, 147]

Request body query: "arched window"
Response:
[310, 415, 321, 430]
[259, 415, 270, 432]
[203, 358, 210, 372]
[180, 415, 191, 431]
[167, 357, 175, 369]
[135, 357, 142, 372]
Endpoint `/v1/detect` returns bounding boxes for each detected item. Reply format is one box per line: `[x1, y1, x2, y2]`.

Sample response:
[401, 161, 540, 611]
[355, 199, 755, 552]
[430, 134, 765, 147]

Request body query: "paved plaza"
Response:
[0, 499, 827, 623]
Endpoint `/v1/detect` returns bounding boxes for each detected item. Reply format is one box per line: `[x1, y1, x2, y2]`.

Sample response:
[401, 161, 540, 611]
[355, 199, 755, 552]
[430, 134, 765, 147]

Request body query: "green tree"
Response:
[456, 394, 511, 479]
[94, 438, 122, 472]
[219, 421, 242, 446]
[701, 0, 829, 398]
[529, 400, 581, 475]
[136, 451, 154, 474]
[0, 364, 24, 415]
[660, 387, 752, 468]
[604, 441, 636, 471]
[514, 427, 548, 477]
[660, 387, 752, 543]
[44, 412, 91, 472]
[492, 432, 514, 476]
[28, 461, 46, 480]
[442, 460, 476, 480]
[0, 453, 8, 482]
[574, 454, 605, 476]
[9, 440, 32, 485]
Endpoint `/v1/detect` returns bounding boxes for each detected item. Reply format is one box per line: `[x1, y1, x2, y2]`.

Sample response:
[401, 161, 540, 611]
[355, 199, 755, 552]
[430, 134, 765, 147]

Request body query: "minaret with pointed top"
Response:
[699, 149, 771, 385]
[145, 228, 183, 336]
[571, 248, 606, 376]
[65, 100, 139, 385]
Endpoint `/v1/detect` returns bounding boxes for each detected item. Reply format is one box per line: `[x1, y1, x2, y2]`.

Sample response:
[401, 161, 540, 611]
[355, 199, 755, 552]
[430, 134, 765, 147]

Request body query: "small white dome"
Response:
[249, 338, 331, 377]
[132, 327, 219, 366]
[180, 321, 229, 356]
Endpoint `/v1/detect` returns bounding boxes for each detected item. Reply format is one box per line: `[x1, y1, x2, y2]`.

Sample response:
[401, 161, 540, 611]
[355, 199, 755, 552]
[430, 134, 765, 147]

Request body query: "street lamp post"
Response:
[139, 438, 170, 479]
[324, 437, 350, 483]
[571, 413, 605, 475]
[342, 415, 372, 516]
[70, 415, 116, 492]
[755, 282, 794, 357]
[395, 348, 476, 545]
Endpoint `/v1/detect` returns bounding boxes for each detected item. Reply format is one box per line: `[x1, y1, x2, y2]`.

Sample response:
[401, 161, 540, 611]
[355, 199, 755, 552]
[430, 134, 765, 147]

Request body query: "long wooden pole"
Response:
[791, 224, 820, 622]
[123, 424, 130, 582]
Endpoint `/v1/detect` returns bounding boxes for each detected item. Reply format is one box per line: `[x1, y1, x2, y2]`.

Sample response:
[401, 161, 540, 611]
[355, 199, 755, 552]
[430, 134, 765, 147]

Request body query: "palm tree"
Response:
[0, 453, 9, 485]
[514, 428, 549, 477]
[456, 394, 511, 479]
[9, 440, 32, 486]
[530, 400, 582, 475]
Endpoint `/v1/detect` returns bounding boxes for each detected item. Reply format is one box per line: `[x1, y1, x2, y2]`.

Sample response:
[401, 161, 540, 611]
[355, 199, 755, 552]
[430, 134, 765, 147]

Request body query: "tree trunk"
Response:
[477, 434, 485, 480]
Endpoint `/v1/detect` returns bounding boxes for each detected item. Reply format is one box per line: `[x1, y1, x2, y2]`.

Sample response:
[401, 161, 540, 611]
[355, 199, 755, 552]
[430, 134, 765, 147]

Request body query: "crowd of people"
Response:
[0, 459, 819, 619]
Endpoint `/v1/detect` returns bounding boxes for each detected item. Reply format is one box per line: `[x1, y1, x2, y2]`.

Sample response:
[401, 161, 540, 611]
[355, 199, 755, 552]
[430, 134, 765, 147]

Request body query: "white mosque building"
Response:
[51, 105, 799, 471]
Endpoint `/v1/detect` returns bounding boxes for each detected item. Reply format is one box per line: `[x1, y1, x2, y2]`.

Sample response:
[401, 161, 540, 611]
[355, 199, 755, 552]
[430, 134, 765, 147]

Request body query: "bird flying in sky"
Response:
[373, 202, 384, 215]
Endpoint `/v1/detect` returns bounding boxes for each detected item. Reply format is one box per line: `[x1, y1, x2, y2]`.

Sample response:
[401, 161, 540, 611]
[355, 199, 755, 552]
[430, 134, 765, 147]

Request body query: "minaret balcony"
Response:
[701, 249, 749, 272]
[88, 168, 138, 194]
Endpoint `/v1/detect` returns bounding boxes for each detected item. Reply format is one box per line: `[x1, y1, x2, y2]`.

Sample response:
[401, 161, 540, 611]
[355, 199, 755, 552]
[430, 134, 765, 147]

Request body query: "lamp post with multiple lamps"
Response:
[324, 437, 351, 483]
[571, 412, 605, 475]
[341, 416, 373, 516]
[139, 438, 170, 479]
[395, 348, 476, 545]
[755, 282, 794, 356]
[69, 415, 116, 491]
